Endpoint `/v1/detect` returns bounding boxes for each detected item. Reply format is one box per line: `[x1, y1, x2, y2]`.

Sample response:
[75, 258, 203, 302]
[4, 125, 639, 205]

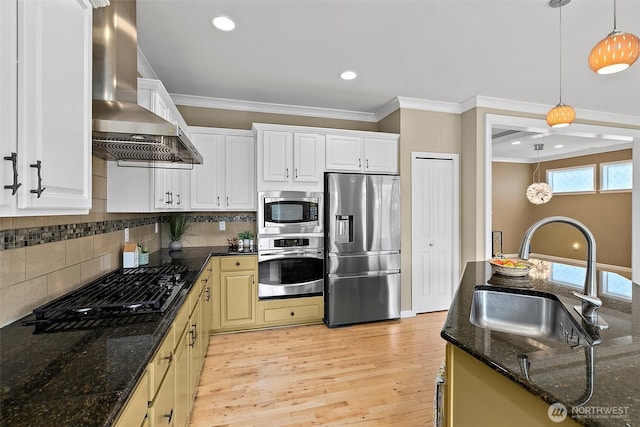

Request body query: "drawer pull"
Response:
[163, 408, 174, 423]
[290, 311, 295, 317]
[235, 261, 240, 266]
[162, 351, 173, 365]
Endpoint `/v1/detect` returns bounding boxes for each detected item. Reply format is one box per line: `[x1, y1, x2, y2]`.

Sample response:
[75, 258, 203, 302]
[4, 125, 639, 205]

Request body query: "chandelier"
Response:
[526, 144, 553, 205]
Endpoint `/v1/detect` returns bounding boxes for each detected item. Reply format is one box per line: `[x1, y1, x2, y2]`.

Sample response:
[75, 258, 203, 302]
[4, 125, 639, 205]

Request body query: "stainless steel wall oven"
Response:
[257, 236, 324, 299]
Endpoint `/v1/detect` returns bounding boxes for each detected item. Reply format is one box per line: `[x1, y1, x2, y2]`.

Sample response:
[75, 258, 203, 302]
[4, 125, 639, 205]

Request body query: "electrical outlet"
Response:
[124, 228, 130, 242]
[155, 222, 158, 233]
[219, 221, 226, 231]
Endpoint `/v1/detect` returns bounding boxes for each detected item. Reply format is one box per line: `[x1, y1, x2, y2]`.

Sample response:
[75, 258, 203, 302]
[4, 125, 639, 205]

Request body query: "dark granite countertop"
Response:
[441, 260, 639, 426]
[0, 246, 256, 427]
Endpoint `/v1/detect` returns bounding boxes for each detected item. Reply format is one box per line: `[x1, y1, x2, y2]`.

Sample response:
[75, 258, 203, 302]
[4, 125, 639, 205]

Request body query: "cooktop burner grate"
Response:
[26, 264, 191, 333]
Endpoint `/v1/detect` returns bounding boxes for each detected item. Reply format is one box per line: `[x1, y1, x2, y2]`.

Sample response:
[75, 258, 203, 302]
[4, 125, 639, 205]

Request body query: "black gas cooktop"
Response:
[24, 264, 192, 333]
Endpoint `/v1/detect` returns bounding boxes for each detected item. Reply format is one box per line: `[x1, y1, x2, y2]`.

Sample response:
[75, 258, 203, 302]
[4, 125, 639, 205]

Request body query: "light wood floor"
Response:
[190, 311, 448, 427]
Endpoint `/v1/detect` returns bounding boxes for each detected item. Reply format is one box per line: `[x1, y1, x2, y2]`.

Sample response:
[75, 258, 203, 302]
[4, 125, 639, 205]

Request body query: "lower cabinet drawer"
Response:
[148, 361, 176, 427]
[262, 303, 322, 323]
[220, 256, 257, 272]
[148, 324, 174, 399]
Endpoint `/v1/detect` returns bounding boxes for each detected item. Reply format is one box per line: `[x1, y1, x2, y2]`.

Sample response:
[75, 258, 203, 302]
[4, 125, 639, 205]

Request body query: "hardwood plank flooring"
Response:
[190, 311, 448, 427]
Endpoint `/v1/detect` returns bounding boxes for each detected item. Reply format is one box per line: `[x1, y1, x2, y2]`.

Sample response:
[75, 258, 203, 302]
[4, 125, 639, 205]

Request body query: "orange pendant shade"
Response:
[546, 103, 576, 128]
[588, 30, 640, 74]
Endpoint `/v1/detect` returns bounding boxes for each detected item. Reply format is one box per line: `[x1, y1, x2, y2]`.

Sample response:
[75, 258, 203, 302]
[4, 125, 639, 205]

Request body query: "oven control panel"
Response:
[274, 238, 309, 248]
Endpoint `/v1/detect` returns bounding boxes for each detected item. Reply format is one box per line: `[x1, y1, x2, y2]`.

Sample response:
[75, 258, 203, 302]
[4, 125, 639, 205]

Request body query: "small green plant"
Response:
[168, 214, 192, 241]
[137, 243, 149, 253]
[237, 230, 255, 240]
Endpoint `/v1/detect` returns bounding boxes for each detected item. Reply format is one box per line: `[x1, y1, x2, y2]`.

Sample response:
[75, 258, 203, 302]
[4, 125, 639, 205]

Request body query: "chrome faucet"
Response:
[518, 216, 608, 329]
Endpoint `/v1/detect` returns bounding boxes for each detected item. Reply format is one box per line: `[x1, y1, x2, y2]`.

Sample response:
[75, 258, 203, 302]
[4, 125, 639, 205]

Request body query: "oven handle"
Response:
[258, 250, 324, 261]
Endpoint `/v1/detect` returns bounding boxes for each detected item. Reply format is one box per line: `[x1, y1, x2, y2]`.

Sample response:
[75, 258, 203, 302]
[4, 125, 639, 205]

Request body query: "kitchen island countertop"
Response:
[0, 246, 255, 427]
[441, 261, 639, 426]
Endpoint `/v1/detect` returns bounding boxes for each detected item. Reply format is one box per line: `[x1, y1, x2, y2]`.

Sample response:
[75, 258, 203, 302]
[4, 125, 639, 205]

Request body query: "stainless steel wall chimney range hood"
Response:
[92, 0, 203, 164]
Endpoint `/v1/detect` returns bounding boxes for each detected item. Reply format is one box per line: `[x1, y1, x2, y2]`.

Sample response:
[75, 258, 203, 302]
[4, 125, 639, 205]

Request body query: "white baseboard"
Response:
[401, 310, 417, 318]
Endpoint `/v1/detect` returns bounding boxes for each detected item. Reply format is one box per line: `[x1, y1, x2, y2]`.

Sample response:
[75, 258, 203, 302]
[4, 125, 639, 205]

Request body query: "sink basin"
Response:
[470, 286, 595, 346]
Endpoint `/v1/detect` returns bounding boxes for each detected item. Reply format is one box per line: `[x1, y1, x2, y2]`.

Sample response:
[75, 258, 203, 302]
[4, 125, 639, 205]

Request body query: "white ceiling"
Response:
[136, 0, 640, 160]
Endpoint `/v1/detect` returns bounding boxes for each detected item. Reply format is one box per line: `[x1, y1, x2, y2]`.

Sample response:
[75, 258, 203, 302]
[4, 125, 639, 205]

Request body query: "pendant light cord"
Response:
[559, 2, 563, 104]
[613, 0, 617, 30]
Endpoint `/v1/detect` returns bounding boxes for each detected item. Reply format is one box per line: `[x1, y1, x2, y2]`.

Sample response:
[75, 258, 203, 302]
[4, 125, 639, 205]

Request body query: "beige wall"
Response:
[178, 105, 378, 131]
[528, 149, 632, 268]
[398, 109, 462, 310]
[491, 162, 533, 255]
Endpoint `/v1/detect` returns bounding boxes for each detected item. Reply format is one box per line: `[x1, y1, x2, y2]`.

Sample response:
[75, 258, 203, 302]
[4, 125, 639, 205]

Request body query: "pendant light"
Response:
[526, 144, 553, 205]
[588, 0, 640, 74]
[547, 0, 575, 128]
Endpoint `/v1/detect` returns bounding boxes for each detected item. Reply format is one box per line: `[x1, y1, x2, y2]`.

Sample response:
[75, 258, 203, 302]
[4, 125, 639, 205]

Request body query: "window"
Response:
[601, 271, 632, 300]
[600, 160, 632, 191]
[546, 165, 595, 194]
[550, 263, 584, 289]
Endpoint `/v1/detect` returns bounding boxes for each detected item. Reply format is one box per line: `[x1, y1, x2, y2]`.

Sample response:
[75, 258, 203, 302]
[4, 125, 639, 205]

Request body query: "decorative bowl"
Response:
[487, 258, 533, 277]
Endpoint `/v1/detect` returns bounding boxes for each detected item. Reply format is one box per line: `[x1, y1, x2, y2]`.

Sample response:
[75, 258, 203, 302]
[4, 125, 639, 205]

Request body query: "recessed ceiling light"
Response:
[340, 70, 357, 80]
[511, 141, 521, 145]
[554, 144, 564, 148]
[212, 16, 235, 31]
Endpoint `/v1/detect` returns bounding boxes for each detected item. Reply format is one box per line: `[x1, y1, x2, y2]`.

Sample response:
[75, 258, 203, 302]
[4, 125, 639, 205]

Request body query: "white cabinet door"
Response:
[106, 162, 153, 213]
[293, 133, 323, 183]
[325, 135, 363, 172]
[364, 137, 398, 173]
[11, 0, 92, 212]
[190, 133, 226, 210]
[225, 135, 256, 210]
[261, 130, 292, 182]
[154, 167, 187, 210]
[0, 0, 18, 214]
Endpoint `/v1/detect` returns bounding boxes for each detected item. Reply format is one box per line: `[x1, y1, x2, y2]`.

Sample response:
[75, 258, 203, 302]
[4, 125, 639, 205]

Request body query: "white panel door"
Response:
[412, 155, 457, 313]
[364, 137, 398, 173]
[225, 135, 255, 210]
[190, 132, 225, 210]
[293, 133, 322, 183]
[325, 135, 362, 171]
[262, 130, 291, 182]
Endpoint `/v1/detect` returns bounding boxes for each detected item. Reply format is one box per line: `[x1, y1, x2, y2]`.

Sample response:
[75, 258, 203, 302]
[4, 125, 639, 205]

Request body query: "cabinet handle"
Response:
[251, 274, 255, 285]
[217, 196, 220, 206]
[226, 196, 229, 206]
[290, 311, 295, 317]
[295, 168, 298, 179]
[3, 152, 22, 195]
[366, 159, 369, 169]
[162, 351, 173, 365]
[169, 192, 174, 205]
[190, 323, 198, 347]
[205, 286, 211, 302]
[176, 194, 181, 205]
[286, 168, 289, 178]
[236, 261, 240, 266]
[29, 161, 46, 198]
[163, 408, 174, 423]
[165, 192, 171, 205]
[358, 158, 362, 168]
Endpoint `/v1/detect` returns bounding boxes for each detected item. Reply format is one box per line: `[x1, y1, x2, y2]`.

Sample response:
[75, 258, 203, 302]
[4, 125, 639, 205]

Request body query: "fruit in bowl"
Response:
[488, 258, 532, 277]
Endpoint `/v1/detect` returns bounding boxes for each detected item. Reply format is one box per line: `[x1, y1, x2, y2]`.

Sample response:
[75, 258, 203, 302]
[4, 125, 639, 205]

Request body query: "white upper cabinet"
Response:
[1, 0, 92, 216]
[254, 124, 325, 191]
[326, 133, 399, 174]
[189, 128, 256, 211]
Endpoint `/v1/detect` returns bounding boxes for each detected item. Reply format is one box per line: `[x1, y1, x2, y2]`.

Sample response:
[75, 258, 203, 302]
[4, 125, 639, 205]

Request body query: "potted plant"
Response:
[237, 230, 255, 249]
[137, 243, 150, 265]
[168, 214, 192, 251]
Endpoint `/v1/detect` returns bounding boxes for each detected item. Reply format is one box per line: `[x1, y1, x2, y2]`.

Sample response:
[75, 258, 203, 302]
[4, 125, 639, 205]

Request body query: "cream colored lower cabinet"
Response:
[257, 296, 324, 327]
[174, 322, 191, 427]
[114, 370, 149, 427]
[444, 343, 580, 427]
[148, 359, 176, 427]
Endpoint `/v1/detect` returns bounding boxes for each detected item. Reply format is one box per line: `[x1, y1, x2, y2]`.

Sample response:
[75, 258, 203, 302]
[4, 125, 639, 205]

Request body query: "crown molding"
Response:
[170, 93, 379, 123]
[463, 95, 640, 127]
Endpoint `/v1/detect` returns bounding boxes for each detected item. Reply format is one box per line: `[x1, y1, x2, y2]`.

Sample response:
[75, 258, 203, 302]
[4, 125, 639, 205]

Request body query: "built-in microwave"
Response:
[258, 191, 323, 235]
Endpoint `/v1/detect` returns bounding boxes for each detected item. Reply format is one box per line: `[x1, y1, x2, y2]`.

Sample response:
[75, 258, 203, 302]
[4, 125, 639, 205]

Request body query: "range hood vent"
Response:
[91, 0, 202, 165]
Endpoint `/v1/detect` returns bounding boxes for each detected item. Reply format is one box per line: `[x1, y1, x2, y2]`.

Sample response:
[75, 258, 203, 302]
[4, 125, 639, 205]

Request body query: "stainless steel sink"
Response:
[470, 286, 597, 347]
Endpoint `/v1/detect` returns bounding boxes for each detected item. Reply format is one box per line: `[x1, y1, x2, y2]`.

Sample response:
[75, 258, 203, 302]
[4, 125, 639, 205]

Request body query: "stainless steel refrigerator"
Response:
[324, 172, 401, 327]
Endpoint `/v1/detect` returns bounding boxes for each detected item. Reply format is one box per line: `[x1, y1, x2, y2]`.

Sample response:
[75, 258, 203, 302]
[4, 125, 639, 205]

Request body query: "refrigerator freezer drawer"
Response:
[327, 252, 401, 276]
[325, 273, 401, 327]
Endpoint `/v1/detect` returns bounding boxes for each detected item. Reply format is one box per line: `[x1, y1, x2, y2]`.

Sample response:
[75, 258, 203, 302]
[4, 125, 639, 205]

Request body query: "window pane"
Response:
[601, 272, 632, 300]
[547, 166, 594, 193]
[550, 263, 584, 288]
[601, 162, 632, 191]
